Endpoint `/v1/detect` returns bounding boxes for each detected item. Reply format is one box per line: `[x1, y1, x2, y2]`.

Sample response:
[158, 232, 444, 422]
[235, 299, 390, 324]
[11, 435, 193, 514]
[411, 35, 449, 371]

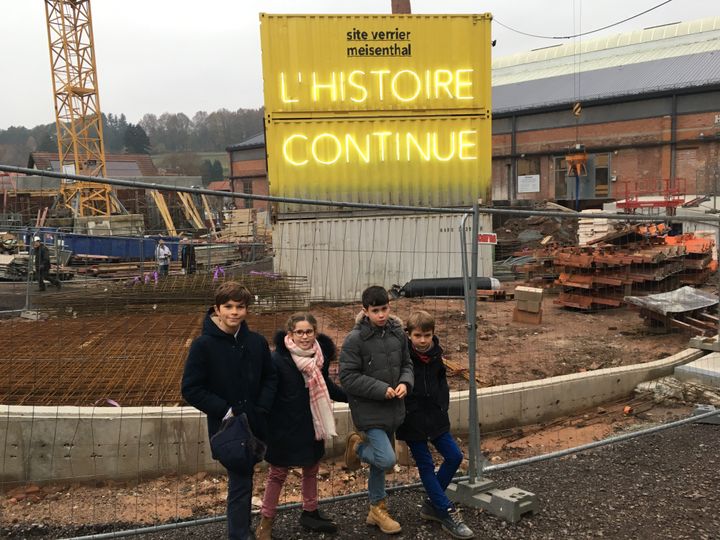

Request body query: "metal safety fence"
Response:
[0, 164, 719, 538]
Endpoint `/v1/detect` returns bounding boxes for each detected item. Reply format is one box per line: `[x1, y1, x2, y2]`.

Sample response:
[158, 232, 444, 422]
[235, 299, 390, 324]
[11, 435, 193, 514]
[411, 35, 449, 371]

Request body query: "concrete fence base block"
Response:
[448, 478, 537, 523]
[693, 404, 720, 425]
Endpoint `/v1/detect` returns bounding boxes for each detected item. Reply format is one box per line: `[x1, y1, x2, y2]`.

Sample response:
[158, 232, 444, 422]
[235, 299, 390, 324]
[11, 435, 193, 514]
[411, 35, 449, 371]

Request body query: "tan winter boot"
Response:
[344, 431, 363, 471]
[366, 498, 402, 534]
[255, 515, 273, 540]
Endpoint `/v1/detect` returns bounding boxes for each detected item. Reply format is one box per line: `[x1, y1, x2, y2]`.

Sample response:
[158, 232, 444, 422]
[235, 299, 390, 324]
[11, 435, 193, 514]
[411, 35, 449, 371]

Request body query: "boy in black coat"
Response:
[181, 282, 277, 540]
[397, 311, 474, 539]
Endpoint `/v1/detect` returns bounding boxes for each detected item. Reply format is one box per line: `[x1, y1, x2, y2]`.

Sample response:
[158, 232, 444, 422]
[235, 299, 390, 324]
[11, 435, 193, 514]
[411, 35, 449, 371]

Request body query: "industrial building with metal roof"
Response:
[490, 16, 720, 207]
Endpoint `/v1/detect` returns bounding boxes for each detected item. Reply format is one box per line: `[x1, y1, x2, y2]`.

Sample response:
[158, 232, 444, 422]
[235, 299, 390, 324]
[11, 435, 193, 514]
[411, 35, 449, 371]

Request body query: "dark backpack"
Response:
[210, 413, 266, 473]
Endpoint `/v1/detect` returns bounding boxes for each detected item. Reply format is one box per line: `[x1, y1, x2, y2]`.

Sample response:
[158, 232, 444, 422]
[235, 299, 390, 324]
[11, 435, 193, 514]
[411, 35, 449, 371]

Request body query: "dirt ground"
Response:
[0, 399, 694, 536]
[309, 293, 688, 390]
[0, 288, 698, 537]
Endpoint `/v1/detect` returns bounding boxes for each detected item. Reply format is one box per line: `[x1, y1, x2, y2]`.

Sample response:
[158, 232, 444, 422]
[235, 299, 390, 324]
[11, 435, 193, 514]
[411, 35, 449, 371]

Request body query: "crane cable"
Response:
[494, 0, 673, 40]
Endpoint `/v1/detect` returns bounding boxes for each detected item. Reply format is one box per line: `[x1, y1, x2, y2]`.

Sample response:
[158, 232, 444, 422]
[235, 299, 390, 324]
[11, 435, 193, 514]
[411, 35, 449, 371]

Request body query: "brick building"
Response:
[222, 133, 268, 210]
[492, 17, 720, 208]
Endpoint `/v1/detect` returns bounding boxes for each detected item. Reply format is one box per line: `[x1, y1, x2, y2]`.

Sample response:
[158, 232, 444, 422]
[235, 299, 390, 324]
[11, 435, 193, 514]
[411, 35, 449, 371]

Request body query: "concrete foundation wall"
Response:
[0, 348, 704, 483]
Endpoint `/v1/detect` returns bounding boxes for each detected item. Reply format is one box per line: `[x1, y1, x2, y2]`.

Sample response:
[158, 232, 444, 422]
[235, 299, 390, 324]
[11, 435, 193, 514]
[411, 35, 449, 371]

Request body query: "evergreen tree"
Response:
[124, 123, 152, 154]
[211, 159, 224, 180]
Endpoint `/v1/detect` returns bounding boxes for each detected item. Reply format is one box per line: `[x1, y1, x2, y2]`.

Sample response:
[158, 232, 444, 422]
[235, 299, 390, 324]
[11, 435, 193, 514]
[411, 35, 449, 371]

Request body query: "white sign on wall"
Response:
[517, 174, 540, 193]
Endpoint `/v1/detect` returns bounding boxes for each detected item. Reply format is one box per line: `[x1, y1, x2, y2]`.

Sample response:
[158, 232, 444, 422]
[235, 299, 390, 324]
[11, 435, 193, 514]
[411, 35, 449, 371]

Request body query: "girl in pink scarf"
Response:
[257, 313, 348, 539]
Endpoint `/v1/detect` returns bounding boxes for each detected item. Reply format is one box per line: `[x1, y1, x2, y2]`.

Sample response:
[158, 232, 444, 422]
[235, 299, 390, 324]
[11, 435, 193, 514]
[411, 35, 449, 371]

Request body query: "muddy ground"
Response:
[308, 294, 688, 389]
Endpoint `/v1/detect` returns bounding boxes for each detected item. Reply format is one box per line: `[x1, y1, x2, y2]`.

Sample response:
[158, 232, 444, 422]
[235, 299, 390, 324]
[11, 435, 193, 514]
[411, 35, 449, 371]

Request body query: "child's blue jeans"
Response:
[407, 431, 463, 517]
[357, 428, 397, 504]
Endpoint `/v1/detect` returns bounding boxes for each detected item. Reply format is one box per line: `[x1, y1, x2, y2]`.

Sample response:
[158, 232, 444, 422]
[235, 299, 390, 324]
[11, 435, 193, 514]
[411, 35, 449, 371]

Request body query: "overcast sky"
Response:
[0, 0, 716, 129]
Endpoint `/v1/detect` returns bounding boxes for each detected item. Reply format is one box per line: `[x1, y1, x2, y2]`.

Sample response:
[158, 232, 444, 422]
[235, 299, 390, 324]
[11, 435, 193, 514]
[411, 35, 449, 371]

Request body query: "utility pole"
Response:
[391, 0, 411, 14]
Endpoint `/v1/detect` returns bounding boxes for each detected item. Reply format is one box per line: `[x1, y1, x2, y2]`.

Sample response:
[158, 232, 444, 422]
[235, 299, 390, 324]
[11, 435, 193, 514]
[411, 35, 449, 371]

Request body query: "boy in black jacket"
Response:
[396, 310, 474, 539]
[182, 282, 277, 540]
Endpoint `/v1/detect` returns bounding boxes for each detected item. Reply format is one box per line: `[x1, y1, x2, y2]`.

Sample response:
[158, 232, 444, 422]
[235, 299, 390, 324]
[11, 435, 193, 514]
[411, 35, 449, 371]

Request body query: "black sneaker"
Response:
[300, 509, 338, 534]
[420, 499, 442, 522]
[440, 508, 474, 539]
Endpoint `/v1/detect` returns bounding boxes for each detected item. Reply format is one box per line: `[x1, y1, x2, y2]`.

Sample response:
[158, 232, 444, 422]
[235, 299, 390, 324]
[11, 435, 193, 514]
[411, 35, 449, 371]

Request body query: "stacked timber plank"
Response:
[578, 210, 611, 245]
[555, 225, 715, 310]
[256, 210, 272, 243]
[217, 208, 257, 242]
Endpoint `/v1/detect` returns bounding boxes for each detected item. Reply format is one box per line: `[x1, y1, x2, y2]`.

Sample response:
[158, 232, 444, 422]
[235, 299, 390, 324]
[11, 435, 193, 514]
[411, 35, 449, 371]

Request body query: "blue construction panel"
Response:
[25, 228, 180, 261]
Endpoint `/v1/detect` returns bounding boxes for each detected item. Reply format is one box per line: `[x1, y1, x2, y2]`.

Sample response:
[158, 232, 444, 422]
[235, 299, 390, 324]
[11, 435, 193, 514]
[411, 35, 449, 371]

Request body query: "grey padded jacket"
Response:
[339, 312, 414, 432]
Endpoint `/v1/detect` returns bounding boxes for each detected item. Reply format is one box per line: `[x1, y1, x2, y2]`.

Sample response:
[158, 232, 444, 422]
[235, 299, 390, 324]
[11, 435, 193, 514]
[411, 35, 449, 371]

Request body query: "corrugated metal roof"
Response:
[492, 50, 720, 113]
[493, 35, 720, 86]
[493, 16, 720, 71]
[226, 132, 265, 152]
[28, 152, 159, 176]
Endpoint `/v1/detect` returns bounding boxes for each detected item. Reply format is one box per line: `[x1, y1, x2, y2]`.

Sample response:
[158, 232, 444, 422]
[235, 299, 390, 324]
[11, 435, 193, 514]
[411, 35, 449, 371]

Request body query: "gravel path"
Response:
[4, 423, 719, 539]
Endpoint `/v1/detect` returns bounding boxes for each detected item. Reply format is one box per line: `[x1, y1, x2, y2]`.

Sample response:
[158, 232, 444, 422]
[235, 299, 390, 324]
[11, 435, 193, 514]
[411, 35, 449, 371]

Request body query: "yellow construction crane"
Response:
[44, 0, 124, 217]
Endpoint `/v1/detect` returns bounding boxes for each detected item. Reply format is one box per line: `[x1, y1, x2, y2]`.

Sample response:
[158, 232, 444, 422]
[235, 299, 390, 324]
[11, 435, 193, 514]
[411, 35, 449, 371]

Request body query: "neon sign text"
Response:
[280, 69, 474, 105]
[282, 130, 477, 166]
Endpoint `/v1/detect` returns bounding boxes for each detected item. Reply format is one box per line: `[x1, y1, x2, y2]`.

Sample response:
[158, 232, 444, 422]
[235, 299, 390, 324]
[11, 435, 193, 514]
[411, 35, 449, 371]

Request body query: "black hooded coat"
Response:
[396, 336, 451, 442]
[181, 309, 277, 441]
[266, 331, 347, 467]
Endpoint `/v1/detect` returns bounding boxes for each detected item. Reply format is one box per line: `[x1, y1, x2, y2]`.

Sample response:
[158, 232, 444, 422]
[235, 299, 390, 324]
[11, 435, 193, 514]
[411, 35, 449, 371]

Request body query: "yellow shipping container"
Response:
[266, 115, 490, 208]
[260, 13, 492, 116]
[260, 14, 493, 209]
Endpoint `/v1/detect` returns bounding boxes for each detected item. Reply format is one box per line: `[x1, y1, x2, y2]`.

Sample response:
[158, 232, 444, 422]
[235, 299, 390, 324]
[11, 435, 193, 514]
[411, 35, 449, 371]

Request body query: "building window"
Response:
[517, 157, 540, 176]
[594, 153, 610, 197]
[243, 181, 252, 208]
[553, 157, 568, 198]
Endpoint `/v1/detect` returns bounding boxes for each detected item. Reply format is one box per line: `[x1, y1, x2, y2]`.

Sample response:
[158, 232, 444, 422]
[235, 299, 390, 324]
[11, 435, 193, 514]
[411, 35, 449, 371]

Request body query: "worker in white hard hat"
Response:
[32, 236, 61, 291]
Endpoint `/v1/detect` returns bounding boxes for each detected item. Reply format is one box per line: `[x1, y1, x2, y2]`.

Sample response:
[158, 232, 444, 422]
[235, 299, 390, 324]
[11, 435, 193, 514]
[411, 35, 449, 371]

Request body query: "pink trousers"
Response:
[261, 462, 320, 518]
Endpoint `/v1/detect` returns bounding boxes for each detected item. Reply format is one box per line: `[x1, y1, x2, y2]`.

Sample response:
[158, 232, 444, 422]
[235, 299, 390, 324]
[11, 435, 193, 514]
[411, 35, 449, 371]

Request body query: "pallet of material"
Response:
[626, 286, 719, 336]
[477, 289, 514, 301]
[557, 291, 624, 309]
[70, 254, 122, 265]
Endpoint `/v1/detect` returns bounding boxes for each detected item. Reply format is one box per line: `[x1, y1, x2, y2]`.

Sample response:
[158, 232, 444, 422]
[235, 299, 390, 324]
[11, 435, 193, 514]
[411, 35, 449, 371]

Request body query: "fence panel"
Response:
[1, 171, 719, 537]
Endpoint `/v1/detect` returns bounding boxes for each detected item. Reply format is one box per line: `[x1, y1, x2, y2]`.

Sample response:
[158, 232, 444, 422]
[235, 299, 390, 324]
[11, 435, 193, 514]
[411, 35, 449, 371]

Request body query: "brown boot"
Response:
[255, 515, 273, 540]
[344, 431, 363, 471]
[366, 499, 402, 534]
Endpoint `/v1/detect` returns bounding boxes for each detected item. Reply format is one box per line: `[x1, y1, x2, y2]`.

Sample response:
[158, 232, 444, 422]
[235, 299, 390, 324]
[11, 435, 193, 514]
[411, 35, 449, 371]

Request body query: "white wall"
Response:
[273, 213, 494, 301]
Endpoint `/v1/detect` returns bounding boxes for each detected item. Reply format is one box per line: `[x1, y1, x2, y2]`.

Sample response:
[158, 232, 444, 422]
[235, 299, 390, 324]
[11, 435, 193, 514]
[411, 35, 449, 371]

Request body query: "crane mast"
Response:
[44, 0, 119, 217]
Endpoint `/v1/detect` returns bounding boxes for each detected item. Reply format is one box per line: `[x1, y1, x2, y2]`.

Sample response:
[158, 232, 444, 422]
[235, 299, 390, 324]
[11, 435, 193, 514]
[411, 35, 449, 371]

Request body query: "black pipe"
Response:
[398, 277, 499, 298]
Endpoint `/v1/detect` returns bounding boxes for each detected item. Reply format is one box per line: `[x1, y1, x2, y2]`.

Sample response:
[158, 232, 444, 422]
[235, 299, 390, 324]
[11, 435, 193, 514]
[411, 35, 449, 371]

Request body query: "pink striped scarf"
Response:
[284, 334, 337, 440]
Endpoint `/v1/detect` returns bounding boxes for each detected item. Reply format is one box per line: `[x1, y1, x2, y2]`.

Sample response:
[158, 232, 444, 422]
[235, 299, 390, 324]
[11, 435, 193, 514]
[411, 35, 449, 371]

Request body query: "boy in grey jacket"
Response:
[339, 286, 414, 535]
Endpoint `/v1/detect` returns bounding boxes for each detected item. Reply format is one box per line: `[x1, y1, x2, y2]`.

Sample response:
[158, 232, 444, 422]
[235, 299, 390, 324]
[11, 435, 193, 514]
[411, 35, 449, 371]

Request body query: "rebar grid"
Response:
[0, 311, 305, 407]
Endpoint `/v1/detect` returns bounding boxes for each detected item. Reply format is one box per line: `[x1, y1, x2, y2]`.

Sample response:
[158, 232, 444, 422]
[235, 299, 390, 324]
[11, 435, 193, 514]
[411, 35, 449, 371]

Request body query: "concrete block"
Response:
[514, 286, 543, 302]
[448, 478, 536, 523]
[20, 310, 45, 321]
[675, 352, 720, 388]
[689, 335, 720, 352]
[447, 477, 497, 504]
[516, 299, 542, 313]
[513, 308, 543, 324]
[693, 404, 720, 425]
